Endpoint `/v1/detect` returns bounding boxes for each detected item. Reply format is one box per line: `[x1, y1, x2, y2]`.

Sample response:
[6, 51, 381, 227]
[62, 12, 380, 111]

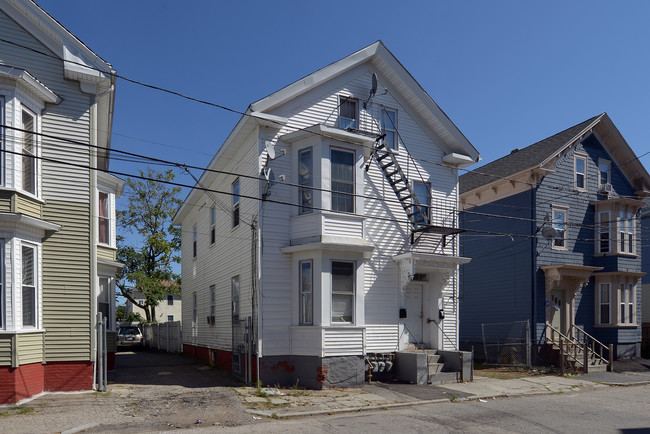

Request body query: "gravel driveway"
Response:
[0, 351, 264, 433]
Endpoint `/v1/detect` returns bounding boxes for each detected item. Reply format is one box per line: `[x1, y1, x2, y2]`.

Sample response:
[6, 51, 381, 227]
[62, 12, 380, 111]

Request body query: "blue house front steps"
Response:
[545, 324, 611, 373]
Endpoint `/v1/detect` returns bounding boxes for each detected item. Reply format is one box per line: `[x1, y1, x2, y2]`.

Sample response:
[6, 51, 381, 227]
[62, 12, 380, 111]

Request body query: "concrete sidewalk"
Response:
[240, 368, 650, 419]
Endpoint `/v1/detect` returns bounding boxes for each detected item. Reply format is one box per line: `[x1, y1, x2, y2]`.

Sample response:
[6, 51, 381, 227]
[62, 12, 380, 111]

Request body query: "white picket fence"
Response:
[142, 321, 183, 353]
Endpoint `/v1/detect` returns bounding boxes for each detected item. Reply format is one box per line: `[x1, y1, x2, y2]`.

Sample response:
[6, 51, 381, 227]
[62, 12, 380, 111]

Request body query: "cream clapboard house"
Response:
[0, 0, 123, 403]
[174, 42, 479, 387]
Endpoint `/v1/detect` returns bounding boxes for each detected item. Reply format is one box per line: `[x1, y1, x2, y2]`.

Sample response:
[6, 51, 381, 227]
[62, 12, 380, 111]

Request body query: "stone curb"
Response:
[242, 375, 650, 419]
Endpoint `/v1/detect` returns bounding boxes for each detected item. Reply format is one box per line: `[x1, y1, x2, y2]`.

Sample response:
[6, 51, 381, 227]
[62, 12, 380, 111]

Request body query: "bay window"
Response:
[299, 148, 313, 214]
[21, 108, 37, 195]
[598, 283, 610, 325]
[331, 148, 354, 213]
[331, 261, 354, 323]
[22, 244, 36, 327]
[98, 192, 110, 245]
[598, 211, 610, 253]
[299, 260, 313, 325]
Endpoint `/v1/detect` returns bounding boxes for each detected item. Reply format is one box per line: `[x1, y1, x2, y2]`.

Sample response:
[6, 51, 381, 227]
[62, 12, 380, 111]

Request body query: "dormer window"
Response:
[338, 97, 358, 130]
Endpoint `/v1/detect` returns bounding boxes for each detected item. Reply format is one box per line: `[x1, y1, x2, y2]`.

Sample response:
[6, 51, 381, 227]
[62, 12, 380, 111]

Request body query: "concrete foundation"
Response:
[260, 355, 364, 389]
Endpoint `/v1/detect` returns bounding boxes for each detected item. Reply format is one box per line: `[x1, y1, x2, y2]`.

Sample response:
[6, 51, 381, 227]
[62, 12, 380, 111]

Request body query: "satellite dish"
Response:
[541, 225, 557, 241]
[265, 140, 276, 160]
[370, 73, 377, 98]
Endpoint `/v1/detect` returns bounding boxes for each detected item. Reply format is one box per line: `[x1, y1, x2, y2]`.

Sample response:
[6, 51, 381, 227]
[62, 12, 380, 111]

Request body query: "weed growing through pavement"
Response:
[9, 406, 34, 415]
[92, 391, 110, 397]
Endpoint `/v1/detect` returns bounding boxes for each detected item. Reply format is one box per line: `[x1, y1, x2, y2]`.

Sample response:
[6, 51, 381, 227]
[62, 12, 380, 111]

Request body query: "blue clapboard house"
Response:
[459, 114, 650, 369]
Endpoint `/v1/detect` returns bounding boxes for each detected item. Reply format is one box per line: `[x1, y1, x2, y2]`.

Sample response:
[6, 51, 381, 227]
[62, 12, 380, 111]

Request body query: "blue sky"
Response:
[35, 0, 650, 194]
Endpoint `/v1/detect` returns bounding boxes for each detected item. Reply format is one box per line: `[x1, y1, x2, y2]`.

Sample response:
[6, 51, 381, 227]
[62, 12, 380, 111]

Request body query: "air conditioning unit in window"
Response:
[600, 183, 612, 194]
[206, 315, 215, 325]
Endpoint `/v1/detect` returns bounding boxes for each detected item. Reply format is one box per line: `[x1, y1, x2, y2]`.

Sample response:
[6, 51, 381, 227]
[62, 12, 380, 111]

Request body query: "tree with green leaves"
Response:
[115, 305, 145, 323]
[117, 168, 182, 322]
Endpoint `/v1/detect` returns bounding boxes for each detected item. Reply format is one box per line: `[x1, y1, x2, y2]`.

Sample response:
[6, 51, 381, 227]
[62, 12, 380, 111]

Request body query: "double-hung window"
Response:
[192, 292, 197, 327]
[299, 260, 313, 325]
[618, 283, 635, 325]
[413, 181, 431, 225]
[98, 277, 110, 327]
[232, 179, 240, 228]
[382, 108, 398, 150]
[98, 192, 110, 245]
[192, 224, 197, 258]
[598, 211, 610, 253]
[231, 276, 240, 320]
[338, 97, 358, 130]
[210, 285, 216, 319]
[619, 209, 634, 254]
[574, 154, 586, 190]
[299, 148, 313, 214]
[22, 244, 36, 328]
[598, 283, 611, 325]
[599, 159, 611, 189]
[22, 109, 37, 195]
[331, 261, 354, 323]
[210, 206, 216, 245]
[331, 149, 354, 213]
[552, 207, 568, 249]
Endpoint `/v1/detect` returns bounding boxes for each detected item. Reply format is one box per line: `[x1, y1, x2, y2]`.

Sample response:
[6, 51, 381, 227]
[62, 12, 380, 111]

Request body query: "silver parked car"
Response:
[117, 325, 143, 349]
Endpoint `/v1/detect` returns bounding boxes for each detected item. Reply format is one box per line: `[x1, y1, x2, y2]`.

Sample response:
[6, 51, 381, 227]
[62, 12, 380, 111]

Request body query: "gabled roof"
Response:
[460, 113, 650, 197]
[175, 41, 480, 224]
[460, 115, 600, 194]
[251, 41, 479, 162]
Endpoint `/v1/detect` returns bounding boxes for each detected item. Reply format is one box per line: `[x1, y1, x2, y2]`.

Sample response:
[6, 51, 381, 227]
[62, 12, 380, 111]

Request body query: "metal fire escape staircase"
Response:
[367, 137, 463, 247]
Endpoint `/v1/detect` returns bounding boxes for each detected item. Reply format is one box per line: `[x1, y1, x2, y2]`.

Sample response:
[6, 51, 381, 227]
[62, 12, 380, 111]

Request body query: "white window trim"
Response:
[20, 106, 39, 198]
[338, 95, 359, 130]
[192, 292, 197, 328]
[381, 106, 398, 151]
[20, 242, 38, 329]
[192, 223, 197, 259]
[232, 179, 240, 229]
[598, 282, 611, 325]
[298, 147, 313, 215]
[299, 260, 313, 325]
[598, 158, 611, 189]
[97, 275, 114, 331]
[551, 205, 568, 250]
[331, 260, 355, 325]
[210, 206, 216, 245]
[597, 211, 611, 254]
[574, 153, 587, 191]
[0, 239, 4, 330]
[231, 275, 240, 320]
[97, 190, 113, 247]
[330, 147, 356, 214]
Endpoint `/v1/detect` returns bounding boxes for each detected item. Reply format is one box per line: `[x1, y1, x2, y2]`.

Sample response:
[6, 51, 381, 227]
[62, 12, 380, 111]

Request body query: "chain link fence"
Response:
[232, 316, 253, 384]
[481, 320, 531, 368]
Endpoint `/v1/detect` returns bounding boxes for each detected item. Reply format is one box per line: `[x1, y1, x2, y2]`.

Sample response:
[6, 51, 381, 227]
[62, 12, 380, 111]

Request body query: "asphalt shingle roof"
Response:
[460, 115, 601, 194]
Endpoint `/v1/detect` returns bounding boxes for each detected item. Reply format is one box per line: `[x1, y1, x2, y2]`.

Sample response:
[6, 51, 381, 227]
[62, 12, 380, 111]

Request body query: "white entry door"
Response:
[404, 283, 423, 344]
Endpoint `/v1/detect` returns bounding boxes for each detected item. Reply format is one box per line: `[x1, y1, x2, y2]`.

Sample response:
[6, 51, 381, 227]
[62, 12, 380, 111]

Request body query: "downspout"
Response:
[90, 92, 98, 387]
[531, 186, 537, 346]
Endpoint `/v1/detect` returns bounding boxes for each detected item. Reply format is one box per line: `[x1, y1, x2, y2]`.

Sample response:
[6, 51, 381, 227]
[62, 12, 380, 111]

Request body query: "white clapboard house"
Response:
[174, 41, 480, 387]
